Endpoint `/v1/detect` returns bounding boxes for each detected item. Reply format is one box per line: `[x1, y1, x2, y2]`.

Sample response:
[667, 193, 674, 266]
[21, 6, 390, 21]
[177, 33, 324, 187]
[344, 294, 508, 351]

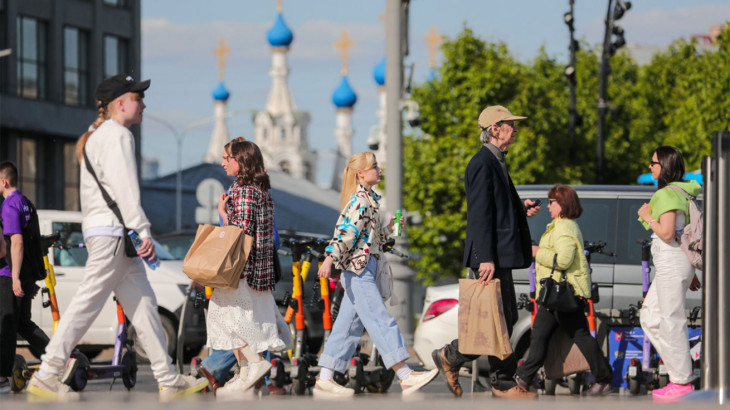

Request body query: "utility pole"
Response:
[564, 0, 578, 162]
[597, 0, 630, 183]
[385, 0, 414, 343]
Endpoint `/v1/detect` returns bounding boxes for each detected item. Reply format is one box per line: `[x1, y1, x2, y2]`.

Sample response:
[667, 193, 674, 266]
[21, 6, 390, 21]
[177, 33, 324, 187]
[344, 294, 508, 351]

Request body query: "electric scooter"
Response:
[68, 298, 137, 391]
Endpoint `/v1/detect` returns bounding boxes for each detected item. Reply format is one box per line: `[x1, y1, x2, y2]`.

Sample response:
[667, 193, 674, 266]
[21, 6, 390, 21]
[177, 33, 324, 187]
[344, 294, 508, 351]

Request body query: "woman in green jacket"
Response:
[513, 184, 612, 396]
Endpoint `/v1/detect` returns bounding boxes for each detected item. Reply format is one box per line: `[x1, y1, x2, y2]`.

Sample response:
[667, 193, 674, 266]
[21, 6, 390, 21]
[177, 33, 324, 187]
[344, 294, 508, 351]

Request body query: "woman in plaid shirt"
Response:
[207, 140, 285, 399]
[312, 152, 438, 398]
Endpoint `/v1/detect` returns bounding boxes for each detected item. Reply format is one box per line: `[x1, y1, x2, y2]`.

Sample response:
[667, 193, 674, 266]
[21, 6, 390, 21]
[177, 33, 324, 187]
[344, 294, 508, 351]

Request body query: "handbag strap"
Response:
[83, 147, 128, 228]
[550, 254, 568, 281]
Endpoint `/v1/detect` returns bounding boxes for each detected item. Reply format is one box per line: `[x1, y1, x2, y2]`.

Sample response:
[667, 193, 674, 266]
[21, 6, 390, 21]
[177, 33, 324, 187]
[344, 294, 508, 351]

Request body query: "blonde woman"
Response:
[313, 152, 437, 398]
[28, 74, 208, 401]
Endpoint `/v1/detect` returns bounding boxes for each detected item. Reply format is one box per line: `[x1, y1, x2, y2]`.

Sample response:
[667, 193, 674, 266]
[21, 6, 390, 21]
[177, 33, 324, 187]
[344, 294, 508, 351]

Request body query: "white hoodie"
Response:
[80, 119, 151, 239]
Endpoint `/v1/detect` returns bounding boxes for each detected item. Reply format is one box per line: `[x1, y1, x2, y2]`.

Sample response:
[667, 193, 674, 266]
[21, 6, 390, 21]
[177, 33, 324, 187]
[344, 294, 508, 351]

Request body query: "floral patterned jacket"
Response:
[325, 185, 390, 275]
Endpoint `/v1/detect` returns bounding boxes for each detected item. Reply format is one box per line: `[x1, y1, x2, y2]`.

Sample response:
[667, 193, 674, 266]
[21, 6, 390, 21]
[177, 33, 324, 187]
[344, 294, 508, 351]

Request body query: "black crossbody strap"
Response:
[83, 147, 127, 228]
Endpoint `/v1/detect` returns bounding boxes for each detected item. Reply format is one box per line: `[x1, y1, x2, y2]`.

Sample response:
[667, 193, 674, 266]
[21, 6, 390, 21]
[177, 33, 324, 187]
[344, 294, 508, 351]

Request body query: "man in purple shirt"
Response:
[0, 161, 50, 393]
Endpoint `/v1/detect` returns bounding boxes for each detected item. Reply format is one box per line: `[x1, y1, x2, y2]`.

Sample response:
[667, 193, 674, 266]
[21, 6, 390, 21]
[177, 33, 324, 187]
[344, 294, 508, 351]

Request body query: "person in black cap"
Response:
[27, 74, 208, 401]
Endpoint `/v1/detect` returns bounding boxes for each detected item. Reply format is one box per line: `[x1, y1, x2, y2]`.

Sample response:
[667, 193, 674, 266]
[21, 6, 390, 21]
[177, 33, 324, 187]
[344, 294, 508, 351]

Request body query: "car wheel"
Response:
[129, 313, 177, 363]
[76, 346, 104, 360]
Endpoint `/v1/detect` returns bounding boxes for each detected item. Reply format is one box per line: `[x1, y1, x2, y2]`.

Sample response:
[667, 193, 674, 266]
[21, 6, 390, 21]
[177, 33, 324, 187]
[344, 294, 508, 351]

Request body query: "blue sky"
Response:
[140, 0, 730, 178]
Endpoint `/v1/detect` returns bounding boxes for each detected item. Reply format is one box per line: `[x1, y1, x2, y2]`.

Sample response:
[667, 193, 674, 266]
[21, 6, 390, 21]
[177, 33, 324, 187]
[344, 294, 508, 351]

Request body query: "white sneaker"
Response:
[240, 361, 272, 391]
[27, 373, 80, 401]
[158, 374, 208, 402]
[313, 378, 355, 399]
[400, 369, 438, 396]
[216, 374, 255, 401]
[59, 358, 79, 385]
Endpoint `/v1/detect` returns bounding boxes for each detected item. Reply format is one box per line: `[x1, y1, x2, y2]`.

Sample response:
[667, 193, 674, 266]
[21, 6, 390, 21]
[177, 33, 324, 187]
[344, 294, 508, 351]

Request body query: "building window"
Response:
[104, 35, 129, 78]
[103, 0, 130, 7]
[18, 138, 37, 204]
[16, 16, 47, 99]
[63, 143, 80, 211]
[64, 27, 89, 106]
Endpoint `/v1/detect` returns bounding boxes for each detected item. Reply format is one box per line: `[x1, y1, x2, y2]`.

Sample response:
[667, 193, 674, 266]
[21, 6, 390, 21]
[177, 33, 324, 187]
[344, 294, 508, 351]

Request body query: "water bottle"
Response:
[128, 230, 160, 270]
[394, 209, 402, 237]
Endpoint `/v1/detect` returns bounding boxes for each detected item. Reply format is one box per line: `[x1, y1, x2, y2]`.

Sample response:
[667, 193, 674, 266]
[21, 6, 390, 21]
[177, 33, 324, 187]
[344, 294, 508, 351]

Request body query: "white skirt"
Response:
[206, 279, 287, 353]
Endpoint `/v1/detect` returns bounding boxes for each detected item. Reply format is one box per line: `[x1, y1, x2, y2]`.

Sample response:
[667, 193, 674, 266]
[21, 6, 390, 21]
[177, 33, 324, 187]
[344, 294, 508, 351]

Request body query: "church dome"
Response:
[267, 13, 294, 47]
[212, 82, 230, 101]
[373, 57, 386, 86]
[332, 76, 357, 108]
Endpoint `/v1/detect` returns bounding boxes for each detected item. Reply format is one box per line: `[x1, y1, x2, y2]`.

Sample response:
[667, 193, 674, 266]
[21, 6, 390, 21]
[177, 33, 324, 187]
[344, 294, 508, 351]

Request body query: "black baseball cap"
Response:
[95, 74, 150, 106]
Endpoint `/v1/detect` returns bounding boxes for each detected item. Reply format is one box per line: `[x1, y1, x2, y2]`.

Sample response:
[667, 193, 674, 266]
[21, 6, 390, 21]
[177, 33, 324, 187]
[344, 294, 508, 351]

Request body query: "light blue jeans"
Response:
[318, 256, 409, 373]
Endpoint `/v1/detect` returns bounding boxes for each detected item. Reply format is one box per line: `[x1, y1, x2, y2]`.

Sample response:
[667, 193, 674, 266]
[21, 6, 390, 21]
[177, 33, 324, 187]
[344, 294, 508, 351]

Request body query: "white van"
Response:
[29, 210, 206, 361]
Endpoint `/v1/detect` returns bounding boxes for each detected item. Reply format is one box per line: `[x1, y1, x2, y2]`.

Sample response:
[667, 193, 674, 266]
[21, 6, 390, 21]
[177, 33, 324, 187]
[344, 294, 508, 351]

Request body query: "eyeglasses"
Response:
[498, 121, 516, 129]
[548, 199, 557, 204]
[223, 155, 235, 162]
[649, 161, 661, 167]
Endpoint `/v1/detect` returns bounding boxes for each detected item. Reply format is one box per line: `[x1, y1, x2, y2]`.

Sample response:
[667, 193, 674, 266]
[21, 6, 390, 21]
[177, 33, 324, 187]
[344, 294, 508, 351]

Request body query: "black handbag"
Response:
[537, 254, 579, 312]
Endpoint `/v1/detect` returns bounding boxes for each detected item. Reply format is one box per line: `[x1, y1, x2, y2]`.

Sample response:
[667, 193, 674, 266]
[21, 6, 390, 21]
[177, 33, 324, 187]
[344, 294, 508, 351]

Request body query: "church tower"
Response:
[204, 38, 232, 163]
[254, 0, 315, 181]
[331, 31, 357, 190]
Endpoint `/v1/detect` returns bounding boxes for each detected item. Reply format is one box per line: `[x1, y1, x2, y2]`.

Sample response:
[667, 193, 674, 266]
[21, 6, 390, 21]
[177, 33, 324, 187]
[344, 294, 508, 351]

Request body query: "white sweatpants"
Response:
[39, 236, 177, 384]
[640, 238, 696, 384]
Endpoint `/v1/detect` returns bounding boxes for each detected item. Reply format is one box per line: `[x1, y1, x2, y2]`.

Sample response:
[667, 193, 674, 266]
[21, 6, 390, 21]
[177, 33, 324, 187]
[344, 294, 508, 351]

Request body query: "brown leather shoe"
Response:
[431, 347, 462, 397]
[492, 385, 537, 399]
[199, 367, 219, 393]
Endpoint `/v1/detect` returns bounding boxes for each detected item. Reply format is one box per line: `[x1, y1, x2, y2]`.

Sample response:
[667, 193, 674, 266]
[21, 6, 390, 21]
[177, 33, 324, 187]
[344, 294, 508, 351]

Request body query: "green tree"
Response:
[404, 24, 730, 283]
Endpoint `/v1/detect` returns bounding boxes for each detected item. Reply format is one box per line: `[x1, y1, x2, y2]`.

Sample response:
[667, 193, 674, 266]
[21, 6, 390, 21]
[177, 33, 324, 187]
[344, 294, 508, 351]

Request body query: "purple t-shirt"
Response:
[0, 190, 31, 277]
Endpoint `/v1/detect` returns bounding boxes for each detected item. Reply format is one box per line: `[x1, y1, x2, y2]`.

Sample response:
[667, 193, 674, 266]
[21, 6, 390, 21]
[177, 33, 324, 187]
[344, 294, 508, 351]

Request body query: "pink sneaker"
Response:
[652, 382, 692, 403]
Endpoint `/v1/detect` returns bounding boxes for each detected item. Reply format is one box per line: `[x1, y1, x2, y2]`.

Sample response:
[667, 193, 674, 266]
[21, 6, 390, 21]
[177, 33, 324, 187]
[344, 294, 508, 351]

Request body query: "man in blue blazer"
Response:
[432, 105, 540, 399]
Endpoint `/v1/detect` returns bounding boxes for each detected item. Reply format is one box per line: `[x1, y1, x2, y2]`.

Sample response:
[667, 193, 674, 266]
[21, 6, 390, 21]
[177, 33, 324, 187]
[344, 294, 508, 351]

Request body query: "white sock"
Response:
[240, 345, 263, 363]
[396, 364, 412, 381]
[319, 367, 335, 382]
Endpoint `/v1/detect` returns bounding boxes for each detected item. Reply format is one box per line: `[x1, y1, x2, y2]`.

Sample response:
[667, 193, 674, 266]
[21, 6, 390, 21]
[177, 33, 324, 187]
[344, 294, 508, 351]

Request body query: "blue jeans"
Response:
[318, 256, 409, 373]
[201, 349, 237, 382]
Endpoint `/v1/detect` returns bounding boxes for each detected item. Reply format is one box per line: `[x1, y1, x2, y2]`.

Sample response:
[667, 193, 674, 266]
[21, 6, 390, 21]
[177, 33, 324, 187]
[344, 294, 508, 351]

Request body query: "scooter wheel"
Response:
[121, 351, 137, 389]
[292, 377, 306, 395]
[628, 377, 641, 395]
[543, 379, 557, 396]
[568, 373, 583, 395]
[69, 352, 90, 392]
[11, 355, 28, 392]
[658, 374, 669, 389]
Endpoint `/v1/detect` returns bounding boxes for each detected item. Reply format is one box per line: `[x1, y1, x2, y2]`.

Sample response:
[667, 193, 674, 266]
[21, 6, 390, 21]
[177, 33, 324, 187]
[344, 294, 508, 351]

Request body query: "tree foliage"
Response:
[404, 24, 730, 284]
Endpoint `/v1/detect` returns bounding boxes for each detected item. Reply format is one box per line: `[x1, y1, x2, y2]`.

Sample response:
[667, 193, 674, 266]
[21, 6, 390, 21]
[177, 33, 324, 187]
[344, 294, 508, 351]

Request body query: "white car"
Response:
[25, 210, 206, 361]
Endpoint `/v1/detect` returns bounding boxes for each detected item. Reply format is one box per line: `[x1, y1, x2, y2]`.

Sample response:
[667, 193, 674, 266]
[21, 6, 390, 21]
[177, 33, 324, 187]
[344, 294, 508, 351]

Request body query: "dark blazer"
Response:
[463, 146, 532, 270]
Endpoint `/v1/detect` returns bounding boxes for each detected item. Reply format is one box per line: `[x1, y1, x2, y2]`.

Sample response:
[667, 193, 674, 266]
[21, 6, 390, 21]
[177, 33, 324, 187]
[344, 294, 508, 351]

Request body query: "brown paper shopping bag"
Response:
[182, 224, 253, 289]
[542, 326, 590, 379]
[457, 279, 513, 359]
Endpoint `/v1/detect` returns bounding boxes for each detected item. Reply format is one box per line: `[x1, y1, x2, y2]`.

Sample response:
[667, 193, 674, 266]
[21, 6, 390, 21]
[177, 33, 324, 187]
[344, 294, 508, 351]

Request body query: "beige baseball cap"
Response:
[478, 105, 527, 128]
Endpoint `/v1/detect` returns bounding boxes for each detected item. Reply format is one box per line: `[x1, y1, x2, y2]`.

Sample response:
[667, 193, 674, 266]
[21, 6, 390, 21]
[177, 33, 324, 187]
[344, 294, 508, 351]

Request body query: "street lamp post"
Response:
[385, 0, 415, 344]
[146, 109, 256, 232]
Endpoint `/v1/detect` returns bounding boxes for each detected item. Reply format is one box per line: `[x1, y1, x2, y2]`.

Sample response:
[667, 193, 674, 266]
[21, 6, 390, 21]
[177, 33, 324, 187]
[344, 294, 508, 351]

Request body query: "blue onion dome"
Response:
[373, 57, 386, 86]
[212, 82, 230, 101]
[332, 76, 357, 108]
[267, 13, 294, 47]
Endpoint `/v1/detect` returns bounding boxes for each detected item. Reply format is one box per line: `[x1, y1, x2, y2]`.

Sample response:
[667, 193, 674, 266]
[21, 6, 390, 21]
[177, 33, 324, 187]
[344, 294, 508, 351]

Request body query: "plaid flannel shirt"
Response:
[226, 181, 275, 291]
[325, 185, 390, 275]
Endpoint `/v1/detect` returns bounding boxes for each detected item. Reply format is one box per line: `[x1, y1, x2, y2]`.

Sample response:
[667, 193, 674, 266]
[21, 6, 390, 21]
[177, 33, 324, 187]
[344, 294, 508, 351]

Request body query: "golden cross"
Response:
[334, 31, 354, 75]
[213, 38, 230, 81]
[425, 25, 443, 68]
